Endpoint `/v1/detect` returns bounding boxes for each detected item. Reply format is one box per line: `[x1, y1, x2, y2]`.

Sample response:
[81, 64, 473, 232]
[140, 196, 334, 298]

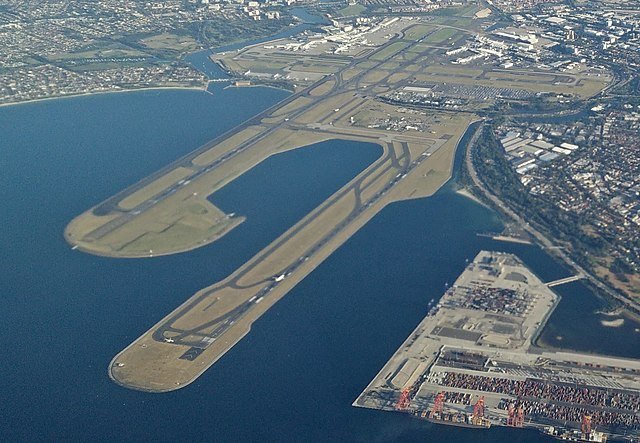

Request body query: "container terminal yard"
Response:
[354, 251, 640, 442]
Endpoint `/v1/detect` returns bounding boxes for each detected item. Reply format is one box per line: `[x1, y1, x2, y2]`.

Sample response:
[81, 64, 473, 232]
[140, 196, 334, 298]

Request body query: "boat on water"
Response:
[417, 411, 491, 429]
[543, 426, 607, 442]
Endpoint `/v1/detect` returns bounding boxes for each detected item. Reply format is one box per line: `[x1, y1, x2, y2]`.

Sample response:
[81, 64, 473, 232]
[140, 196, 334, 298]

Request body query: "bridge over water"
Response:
[546, 274, 585, 287]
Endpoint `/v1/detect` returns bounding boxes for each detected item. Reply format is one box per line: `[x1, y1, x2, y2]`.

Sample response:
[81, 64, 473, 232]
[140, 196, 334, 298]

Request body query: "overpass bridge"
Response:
[546, 274, 585, 287]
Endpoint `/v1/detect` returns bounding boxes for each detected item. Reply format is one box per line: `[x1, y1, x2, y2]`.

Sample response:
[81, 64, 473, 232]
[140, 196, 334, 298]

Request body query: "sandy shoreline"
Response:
[0, 84, 208, 109]
[456, 186, 489, 207]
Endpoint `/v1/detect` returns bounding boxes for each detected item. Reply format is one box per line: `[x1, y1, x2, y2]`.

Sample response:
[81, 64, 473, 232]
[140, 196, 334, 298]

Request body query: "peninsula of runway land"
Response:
[65, 11, 611, 392]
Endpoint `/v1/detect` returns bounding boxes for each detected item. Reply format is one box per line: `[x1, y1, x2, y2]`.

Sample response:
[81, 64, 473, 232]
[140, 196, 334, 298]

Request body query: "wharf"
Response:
[354, 251, 640, 441]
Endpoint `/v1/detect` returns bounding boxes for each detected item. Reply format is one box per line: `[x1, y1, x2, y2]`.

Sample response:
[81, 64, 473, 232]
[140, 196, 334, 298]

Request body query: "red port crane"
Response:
[507, 401, 525, 427]
[430, 392, 445, 418]
[581, 413, 592, 437]
[506, 403, 515, 426]
[472, 396, 486, 425]
[515, 405, 525, 427]
[395, 387, 412, 411]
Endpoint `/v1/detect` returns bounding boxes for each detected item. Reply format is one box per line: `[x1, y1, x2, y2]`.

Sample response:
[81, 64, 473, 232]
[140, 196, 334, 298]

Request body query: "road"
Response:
[464, 122, 640, 316]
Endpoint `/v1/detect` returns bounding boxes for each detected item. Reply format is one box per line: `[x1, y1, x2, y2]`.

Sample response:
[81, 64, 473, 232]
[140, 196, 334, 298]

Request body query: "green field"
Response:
[370, 42, 411, 62]
[337, 4, 367, 16]
[119, 217, 240, 255]
[431, 5, 479, 17]
[140, 33, 200, 52]
[403, 25, 436, 41]
[424, 28, 460, 44]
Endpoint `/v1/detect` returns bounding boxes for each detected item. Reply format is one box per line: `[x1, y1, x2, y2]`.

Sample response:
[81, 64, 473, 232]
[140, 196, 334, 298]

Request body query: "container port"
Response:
[353, 251, 640, 442]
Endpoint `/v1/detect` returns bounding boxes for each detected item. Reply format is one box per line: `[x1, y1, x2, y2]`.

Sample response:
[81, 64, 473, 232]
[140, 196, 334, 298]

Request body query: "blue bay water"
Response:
[184, 8, 327, 77]
[0, 86, 638, 442]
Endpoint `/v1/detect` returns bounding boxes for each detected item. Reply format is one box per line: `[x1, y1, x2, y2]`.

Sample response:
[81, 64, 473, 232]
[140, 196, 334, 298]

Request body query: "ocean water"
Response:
[0, 85, 637, 442]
